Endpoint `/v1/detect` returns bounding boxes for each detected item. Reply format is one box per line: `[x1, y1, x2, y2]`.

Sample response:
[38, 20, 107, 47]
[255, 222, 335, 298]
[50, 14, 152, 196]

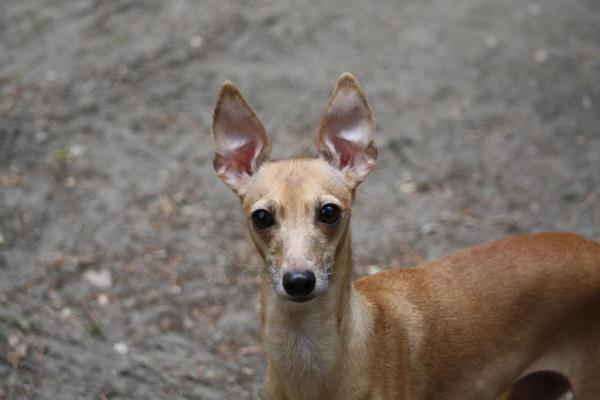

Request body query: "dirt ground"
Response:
[0, 0, 598, 398]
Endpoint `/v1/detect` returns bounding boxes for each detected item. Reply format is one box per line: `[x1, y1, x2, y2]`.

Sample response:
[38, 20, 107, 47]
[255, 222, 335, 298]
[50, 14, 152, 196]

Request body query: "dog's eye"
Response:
[319, 204, 341, 225]
[252, 209, 274, 229]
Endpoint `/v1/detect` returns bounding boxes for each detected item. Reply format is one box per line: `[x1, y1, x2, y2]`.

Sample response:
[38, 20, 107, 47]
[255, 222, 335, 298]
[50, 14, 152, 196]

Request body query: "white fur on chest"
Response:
[264, 290, 374, 400]
[266, 302, 339, 377]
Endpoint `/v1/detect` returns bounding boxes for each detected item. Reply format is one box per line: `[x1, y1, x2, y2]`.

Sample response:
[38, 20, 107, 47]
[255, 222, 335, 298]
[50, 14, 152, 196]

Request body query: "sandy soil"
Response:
[1, 0, 599, 398]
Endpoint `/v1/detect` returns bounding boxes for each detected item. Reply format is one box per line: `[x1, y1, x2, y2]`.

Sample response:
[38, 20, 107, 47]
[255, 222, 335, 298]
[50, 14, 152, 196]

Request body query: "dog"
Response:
[211, 72, 600, 399]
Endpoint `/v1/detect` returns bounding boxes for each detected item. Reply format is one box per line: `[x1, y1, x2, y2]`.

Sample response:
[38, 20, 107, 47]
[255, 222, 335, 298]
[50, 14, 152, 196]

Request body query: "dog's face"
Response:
[241, 158, 353, 302]
[212, 73, 376, 303]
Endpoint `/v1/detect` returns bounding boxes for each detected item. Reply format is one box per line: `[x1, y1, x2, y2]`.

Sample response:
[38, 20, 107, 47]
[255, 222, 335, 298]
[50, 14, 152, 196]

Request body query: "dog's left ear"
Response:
[315, 73, 377, 187]
[212, 81, 271, 195]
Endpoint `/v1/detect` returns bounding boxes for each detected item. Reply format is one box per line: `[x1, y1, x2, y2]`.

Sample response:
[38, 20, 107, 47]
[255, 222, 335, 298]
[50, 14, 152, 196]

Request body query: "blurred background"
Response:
[0, 0, 598, 398]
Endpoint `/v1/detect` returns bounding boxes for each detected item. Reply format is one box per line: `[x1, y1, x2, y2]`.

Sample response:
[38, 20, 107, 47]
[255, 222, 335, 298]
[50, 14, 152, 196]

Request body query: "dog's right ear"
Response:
[212, 81, 271, 195]
[315, 73, 377, 188]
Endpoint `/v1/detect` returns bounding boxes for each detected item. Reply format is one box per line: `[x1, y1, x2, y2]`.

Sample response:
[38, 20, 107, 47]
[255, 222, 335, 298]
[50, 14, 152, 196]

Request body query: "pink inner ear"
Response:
[225, 138, 258, 175]
[330, 135, 355, 167]
[214, 137, 260, 189]
[321, 101, 371, 170]
[214, 100, 266, 176]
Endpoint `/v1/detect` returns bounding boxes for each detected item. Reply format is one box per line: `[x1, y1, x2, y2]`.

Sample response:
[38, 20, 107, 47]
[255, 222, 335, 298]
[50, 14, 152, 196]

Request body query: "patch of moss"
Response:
[561, 192, 580, 202]
[433, 84, 455, 101]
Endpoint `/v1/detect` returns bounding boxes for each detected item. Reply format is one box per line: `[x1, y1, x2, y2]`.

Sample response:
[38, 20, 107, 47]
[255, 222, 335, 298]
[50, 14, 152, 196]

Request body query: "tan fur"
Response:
[211, 74, 600, 399]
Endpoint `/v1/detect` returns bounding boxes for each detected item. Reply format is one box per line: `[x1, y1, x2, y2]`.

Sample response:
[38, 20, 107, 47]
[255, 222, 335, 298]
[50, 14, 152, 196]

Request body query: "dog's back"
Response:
[356, 232, 600, 399]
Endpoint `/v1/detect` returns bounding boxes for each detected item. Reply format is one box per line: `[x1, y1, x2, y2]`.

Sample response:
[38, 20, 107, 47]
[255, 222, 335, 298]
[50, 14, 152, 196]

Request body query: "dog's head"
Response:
[212, 73, 377, 303]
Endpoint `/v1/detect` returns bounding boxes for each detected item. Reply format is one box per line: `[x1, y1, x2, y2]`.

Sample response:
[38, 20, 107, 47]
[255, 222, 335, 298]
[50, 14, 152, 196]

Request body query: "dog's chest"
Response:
[266, 313, 338, 377]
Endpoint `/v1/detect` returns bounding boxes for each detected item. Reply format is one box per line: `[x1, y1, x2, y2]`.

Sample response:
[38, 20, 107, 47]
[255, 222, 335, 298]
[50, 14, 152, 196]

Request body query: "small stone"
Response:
[189, 35, 204, 49]
[182, 205, 194, 217]
[35, 131, 48, 143]
[83, 269, 113, 289]
[575, 135, 586, 146]
[420, 222, 440, 235]
[156, 249, 167, 259]
[183, 317, 194, 330]
[205, 369, 216, 379]
[68, 144, 86, 158]
[64, 177, 77, 188]
[113, 341, 128, 355]
[7, 332, 27, 367]
[60, 307, 72, 319]
[398, 182, 417, 194]
[366, 265, 382, 275]
[8, 333, 21, 348]
[97, 293, 109, 306]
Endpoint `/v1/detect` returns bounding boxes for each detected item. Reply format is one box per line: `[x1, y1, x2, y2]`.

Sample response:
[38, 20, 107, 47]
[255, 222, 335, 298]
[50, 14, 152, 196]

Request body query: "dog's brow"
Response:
[318, 194, 342, 207]
[250, 199, 277, 213]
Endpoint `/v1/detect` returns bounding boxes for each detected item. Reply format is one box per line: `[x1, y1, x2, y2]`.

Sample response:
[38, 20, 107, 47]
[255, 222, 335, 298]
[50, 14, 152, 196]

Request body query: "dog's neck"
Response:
[261, 236, 374, 399]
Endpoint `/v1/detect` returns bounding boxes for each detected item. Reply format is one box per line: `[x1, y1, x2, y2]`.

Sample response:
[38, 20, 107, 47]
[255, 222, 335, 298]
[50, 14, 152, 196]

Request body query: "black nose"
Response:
[282, 271, 316, 297]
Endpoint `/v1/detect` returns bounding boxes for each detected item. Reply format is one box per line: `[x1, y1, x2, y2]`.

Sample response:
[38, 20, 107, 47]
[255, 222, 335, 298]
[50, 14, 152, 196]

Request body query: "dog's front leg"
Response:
[266, 362, 289, 400]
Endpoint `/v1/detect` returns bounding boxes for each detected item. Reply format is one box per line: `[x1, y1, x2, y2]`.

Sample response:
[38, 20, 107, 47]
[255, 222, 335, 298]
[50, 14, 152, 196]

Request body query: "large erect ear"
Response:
[315, 73, 377, 187]
[212, 81, 271, 194]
